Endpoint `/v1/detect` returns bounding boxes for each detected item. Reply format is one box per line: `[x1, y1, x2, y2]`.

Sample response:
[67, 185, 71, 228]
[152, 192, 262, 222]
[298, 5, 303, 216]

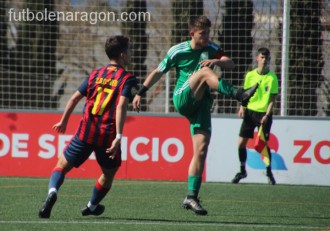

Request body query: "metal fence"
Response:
[0, 0, 329, 116]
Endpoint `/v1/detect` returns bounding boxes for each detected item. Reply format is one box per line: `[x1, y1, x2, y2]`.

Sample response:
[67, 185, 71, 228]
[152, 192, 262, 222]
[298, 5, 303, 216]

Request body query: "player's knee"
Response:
[56, 155, 73, 174]
[101, 167, 118, 181]
[195, 145, 208, 159]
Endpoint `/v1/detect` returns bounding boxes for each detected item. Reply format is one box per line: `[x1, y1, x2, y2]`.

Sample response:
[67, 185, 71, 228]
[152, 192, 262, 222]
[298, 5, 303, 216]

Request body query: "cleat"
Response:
[232, 172, 247, 184]
[81, 204, 105, 216]
[267, 172, 276, 185]
[237, 84, 259, 106]
[39, 192, 57, 218]
[182, 196, 208, 215]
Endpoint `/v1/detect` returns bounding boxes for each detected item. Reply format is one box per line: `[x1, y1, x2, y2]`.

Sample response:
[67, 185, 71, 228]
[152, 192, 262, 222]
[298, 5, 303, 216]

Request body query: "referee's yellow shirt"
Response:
[243, 68, 279, 112]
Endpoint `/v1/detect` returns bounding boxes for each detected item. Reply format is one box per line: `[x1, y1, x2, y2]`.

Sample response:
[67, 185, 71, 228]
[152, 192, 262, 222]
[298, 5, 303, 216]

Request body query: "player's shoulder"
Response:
[127, 73, 138, 81]
[246, 67, 258, 76]
[122, 69, 138, 82]
[269, 71, 278, 78]
[90, 64, 116, 75]
[264, 70, 279, 82]
[121, 68, 136, 80]
[167, 41, 190, 58]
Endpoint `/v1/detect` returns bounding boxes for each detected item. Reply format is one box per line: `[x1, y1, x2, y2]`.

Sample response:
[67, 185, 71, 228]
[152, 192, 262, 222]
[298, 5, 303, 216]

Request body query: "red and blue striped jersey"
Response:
[75, 64, 138, 147]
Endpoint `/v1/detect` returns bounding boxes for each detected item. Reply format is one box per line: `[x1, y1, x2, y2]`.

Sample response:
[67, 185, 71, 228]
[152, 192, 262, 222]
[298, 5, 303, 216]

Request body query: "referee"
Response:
[232, 47, 279, 185]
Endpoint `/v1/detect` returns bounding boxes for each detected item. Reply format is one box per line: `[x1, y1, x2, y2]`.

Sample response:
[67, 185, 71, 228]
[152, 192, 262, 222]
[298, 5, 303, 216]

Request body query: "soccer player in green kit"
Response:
[133, 16, 258, 215]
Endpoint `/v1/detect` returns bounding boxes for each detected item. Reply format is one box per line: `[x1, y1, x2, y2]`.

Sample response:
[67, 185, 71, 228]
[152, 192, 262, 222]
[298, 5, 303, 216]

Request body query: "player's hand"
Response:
[238, 106, 245, 118]
[53, 122, 66, 134]
[200, 59, 219, 68]
[132, 95, 141, 113]
[260, 115, 268, 125]
[106, 138, 120, 159]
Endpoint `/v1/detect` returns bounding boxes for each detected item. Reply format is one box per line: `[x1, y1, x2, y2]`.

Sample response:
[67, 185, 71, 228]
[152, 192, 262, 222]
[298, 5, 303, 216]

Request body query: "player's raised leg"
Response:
[189, 67, 258, 104]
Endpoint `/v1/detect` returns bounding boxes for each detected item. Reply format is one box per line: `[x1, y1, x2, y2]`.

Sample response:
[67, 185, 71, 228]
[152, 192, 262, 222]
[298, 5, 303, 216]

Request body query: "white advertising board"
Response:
[206, 117, 330, 186]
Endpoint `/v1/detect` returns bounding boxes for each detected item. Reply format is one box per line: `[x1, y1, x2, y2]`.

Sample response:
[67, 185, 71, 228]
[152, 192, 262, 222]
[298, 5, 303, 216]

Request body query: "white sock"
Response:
[48, 188, 57, 195]
[87, 201, 97, 211]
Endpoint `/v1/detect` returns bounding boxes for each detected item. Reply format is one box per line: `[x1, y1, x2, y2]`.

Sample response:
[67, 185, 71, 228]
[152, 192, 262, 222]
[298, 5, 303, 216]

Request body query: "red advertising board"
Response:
[0, 112, 195, 181]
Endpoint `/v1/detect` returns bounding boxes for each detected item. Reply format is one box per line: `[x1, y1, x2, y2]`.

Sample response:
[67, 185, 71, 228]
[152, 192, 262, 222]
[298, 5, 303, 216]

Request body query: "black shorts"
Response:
[239, 108, 272, 140]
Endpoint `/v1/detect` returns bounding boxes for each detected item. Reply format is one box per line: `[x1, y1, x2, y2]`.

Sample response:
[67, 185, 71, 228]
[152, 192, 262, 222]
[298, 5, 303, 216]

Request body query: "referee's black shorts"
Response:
[239, 108, 272, 140]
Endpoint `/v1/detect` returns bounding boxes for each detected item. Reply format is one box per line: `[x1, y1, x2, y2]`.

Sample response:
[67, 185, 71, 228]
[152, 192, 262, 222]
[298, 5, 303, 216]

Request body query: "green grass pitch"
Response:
[0, 177, 329, 230]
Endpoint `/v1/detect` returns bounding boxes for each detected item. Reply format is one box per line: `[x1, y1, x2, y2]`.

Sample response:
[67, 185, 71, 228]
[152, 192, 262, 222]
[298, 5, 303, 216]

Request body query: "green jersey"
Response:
[244, 68, 279, 112]
[157, 41, 224, 88]
[157, 41, 224, 135]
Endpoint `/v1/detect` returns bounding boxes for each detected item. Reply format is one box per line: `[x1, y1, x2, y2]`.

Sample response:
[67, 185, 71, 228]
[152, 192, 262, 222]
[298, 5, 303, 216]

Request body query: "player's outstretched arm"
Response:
[133, 68, 163, 112]
[53, 91, 84, 134]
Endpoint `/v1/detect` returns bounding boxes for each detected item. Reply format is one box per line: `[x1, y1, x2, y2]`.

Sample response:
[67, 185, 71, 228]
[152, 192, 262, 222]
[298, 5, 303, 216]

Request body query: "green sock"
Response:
[217, 79, 238, 98]
[187, 175, 202, 197]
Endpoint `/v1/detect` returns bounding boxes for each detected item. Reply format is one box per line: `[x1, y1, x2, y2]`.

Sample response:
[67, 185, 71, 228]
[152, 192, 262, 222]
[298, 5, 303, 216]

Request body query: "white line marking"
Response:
[0, 220, 329, 229]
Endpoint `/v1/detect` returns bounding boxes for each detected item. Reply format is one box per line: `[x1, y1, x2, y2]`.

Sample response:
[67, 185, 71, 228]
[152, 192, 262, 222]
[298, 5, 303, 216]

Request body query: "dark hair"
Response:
[257, 47, 270, 57]
[105, 35, 129, 60]
[189, 16, 211, 31]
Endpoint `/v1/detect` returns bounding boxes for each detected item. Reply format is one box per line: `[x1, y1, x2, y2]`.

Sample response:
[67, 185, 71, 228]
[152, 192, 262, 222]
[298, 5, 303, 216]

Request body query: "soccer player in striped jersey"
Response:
[133, 16, 258, 215]
[39, 35, 138, 218]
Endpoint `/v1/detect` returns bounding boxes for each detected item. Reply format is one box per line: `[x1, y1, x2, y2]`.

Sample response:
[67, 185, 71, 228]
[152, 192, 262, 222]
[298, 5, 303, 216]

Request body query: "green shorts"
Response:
[173, 81, 213, 135]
